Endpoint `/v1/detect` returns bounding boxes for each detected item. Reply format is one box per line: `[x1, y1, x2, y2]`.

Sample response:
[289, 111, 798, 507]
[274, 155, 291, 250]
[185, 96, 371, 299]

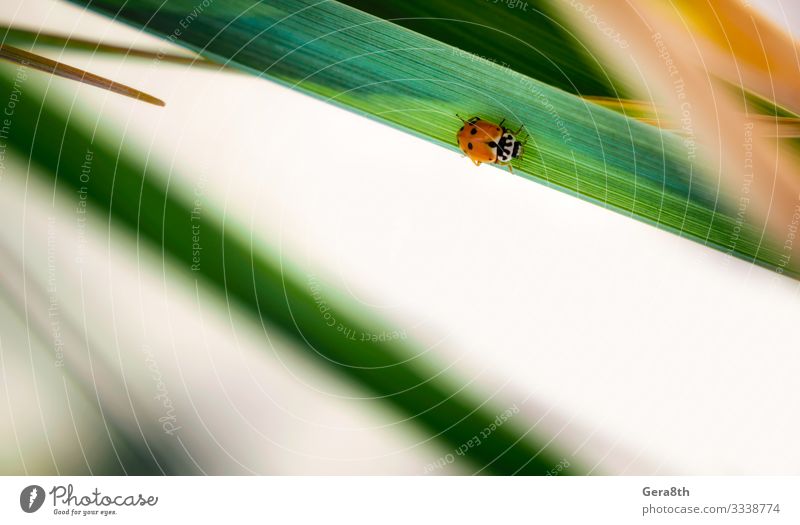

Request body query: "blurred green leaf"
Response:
[0, 61, 570, 474]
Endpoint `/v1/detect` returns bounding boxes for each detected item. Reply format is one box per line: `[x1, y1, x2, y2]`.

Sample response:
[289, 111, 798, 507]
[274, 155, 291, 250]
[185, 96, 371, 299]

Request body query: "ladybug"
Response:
[456, 115, 525, 172]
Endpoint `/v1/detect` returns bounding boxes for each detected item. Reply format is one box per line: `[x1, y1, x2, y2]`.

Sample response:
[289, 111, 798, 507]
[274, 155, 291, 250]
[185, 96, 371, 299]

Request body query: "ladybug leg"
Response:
[507, 164, 514, 174]
[472, 159, 481, 167]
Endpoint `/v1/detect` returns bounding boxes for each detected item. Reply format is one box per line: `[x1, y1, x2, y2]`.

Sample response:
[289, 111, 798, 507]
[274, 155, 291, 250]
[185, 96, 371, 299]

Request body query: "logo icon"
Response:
[20, 485, 45, 513]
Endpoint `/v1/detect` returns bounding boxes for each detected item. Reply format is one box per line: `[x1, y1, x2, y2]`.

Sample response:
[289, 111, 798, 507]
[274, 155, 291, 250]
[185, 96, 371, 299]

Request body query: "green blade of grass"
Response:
[69, 0, 799, 279]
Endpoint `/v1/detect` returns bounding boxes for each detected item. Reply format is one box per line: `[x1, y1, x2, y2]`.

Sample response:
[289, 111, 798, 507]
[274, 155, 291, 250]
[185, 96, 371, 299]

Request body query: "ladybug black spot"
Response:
[459, 126, 464, 131]
[468, 143, 473, 149]
[470, 127, 477, 135]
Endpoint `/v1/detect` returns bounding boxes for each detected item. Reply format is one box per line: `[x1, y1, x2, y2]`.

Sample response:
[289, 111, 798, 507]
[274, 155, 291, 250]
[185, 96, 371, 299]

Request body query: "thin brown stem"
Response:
[0, 43, 164, 106]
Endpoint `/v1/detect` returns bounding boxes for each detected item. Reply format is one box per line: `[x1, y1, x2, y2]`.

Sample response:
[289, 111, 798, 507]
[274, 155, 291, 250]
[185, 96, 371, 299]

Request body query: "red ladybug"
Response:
[456, 115, 525, 172]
